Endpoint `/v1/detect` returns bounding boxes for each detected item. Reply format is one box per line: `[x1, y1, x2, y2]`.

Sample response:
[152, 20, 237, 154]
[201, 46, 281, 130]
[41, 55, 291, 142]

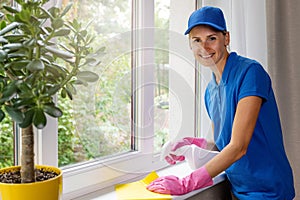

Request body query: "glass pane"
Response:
[154, 0, 170, 152]
[0, 0, 15, 169]
[58, 0, 132, 167]
[0, 116, 14, 168]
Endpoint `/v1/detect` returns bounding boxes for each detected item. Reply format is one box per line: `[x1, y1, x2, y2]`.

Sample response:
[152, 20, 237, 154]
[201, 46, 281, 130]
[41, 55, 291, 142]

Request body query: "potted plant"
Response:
[0, 0, 100, 199]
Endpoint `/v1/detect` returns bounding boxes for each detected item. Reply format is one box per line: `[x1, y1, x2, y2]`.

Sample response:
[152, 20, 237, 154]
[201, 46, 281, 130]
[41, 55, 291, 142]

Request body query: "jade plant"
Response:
[0, 0, 101, 183]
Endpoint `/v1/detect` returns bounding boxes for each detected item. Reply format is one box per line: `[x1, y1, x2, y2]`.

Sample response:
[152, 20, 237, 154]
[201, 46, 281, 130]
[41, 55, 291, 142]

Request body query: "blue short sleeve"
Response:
[238, 63, 271, 102]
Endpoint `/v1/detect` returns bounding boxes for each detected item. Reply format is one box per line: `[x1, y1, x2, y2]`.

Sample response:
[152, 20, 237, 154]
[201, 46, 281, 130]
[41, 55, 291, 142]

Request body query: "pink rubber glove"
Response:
[147, 166, 213, 195]
[165, 137, 207, 165]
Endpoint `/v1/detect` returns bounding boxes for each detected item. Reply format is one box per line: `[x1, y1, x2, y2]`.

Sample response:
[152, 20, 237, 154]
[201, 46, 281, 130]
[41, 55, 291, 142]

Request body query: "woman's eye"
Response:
[208, 37, 216, 41]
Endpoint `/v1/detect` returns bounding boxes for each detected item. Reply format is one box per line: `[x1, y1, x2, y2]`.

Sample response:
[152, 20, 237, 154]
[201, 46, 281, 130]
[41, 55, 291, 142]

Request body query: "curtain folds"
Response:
[266, 0, 300, 198]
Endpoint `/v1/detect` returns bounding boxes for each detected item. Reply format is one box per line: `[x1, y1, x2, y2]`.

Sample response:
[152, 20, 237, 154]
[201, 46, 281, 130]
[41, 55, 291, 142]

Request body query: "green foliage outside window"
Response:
[0, 0, 14, 169]
[0, 0, 170, 168]
[0, 115, 13, 168]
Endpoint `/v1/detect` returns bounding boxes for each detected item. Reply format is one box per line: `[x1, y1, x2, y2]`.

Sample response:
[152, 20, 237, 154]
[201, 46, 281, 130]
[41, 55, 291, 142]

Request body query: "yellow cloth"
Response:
[115, 171, 172, 200]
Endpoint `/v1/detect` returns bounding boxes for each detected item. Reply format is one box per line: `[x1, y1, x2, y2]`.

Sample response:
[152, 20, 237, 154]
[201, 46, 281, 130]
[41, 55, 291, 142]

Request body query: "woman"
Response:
[147, 6, 295, 199]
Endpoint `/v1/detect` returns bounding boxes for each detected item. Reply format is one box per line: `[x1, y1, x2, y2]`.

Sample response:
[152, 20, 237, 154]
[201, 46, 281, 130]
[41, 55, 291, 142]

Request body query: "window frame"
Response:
[41, 0, 169, 198]
[12, 0, 197, 198]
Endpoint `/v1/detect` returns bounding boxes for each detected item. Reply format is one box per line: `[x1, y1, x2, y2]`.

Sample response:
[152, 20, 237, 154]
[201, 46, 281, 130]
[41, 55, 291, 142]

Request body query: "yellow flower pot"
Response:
[0, 165, 62, 200]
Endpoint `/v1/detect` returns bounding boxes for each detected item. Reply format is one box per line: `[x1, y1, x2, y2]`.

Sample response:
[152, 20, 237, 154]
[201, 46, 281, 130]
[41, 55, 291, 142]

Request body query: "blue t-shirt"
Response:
[204, 52, 295, 199]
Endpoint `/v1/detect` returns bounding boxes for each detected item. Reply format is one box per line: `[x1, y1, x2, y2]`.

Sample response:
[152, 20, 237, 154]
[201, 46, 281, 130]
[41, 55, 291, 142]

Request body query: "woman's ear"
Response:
[225, 31, 230, 46]
[188, 35, 192, 49]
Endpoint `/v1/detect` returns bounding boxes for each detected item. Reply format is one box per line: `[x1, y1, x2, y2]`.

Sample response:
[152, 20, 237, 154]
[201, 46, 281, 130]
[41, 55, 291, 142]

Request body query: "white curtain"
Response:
[201, 0, 267, 68]
[266, 0, 300, 198]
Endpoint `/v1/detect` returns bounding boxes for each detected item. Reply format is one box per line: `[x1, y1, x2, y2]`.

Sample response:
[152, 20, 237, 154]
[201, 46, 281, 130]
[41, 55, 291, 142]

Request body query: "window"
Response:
[57, 0, 173, 169]
[1, 0, 198, 198]
[60, 1, 199, 198]
[0, 0, 15, 169]
[57, 0, 133, 167]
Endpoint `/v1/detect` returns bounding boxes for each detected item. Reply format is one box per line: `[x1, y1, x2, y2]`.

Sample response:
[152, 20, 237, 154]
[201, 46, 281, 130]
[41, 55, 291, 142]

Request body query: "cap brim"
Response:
[184, 22, 225, 35]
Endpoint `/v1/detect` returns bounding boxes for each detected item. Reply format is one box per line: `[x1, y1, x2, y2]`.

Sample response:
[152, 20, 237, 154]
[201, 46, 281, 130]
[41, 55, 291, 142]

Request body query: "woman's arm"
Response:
[205, 96, 262, 177]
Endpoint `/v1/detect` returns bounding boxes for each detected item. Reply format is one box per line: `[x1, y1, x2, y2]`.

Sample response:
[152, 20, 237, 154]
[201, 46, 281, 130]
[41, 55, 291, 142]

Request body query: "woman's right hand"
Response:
[162, 137, 207, 165]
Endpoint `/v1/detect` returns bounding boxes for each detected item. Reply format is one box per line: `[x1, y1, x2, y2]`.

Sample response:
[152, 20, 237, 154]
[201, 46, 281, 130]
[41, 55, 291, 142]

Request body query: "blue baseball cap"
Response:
[184, 6, 227, 35]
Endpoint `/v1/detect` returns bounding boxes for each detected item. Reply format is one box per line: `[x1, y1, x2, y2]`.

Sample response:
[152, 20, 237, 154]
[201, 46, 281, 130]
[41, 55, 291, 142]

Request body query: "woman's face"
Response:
[189, 25, 229, 69]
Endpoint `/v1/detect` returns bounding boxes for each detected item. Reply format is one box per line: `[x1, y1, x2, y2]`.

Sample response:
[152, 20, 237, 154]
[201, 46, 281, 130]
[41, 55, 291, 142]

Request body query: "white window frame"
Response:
[24, 0, 198, 199]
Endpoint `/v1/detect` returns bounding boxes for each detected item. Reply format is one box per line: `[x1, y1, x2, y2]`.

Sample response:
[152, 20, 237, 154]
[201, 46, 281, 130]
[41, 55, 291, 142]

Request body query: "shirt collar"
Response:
[211, 52, 237, 86]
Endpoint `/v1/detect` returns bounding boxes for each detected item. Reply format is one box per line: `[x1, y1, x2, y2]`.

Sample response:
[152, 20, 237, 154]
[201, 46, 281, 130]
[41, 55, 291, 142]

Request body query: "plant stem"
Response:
[21, 125, 35, 183]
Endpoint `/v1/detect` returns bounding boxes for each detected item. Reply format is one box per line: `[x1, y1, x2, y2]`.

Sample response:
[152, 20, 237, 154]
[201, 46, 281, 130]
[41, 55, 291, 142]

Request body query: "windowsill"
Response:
[71, 162, 227, 200]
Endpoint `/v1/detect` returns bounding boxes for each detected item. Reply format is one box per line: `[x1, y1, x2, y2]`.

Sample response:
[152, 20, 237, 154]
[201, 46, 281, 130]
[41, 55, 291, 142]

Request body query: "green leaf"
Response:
[18, 109, 34, 128]
[0, 50, 7, 62]
[46, 85, 61, 96]
[19, 9, 31, 23]
[3, 5, 20, 14]
[77, 71, 99, 82]
[7, 53, 27, 59]
[53, 29, 70, 37]
[80, 30, 87, 37]
[6, 14, 15, 22]
[60, 3, 73, 17]
[13, 98, 35, 109]
[60, 88, 73, 100]
[0, 21, 6, 29]
[60, 87, 67, 98]
[38, 6, 54, 20]
[0, 81, 18, 102]
[43, 104, 63, 118]
[74, 79, 88, 86]
[11, 60, 30, 70]
[45, 46, 74, 59]
[5, 105, 24, 123]
[52, 18, 64, 29]
[66, 82, 76, 95]
[2, 43, 23, 52]
[48, 7, 60, 18]
[33, 108, 46, 129]
[95, 46, 106, 54]
[26, 59, 45, 71]
[3, 34, 26, 43]
[64, 86, 73, 100]
[72, 18, 80, 30]
[0, 36, 8, 43]
[0, 109, 5, 122]
[15, 81, 32, 96]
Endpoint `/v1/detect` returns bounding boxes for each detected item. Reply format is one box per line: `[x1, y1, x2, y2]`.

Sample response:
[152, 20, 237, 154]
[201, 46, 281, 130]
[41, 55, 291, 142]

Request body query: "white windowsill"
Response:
[71, 162, 226, 200]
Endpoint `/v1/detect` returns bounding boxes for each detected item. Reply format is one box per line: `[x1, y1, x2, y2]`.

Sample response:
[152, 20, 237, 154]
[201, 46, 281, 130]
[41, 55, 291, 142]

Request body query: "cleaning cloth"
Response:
[115, 171, 172, 200]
